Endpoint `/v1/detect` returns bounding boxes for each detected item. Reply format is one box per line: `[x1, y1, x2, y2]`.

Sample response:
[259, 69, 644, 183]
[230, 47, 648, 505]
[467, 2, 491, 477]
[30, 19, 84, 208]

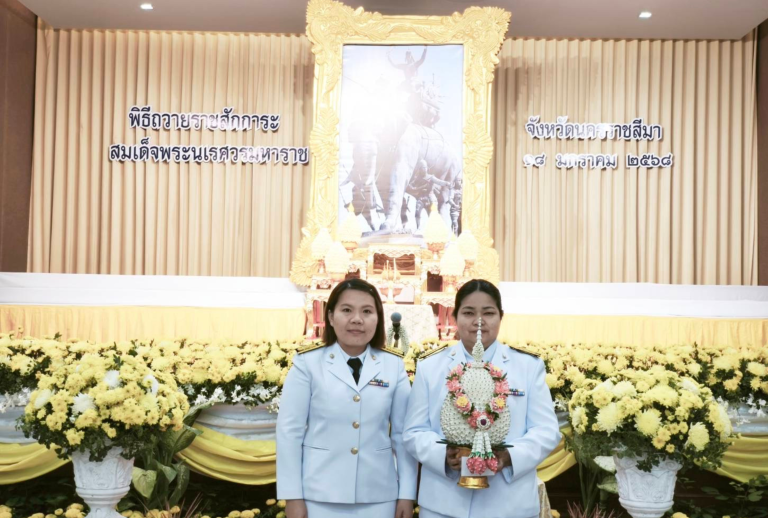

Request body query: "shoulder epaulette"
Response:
[419, 342, 450, 360]
[507, 344, 540, 358]
[381, 346, 405, 358]
[297, 342, 329, 355]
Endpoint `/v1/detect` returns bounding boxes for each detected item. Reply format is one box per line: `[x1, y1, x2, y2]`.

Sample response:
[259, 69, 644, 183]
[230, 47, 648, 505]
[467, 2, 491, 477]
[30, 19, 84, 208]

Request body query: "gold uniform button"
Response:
[353, 395, 361, 402]
[352, 421, 360, 429]
[351, 447, 359, 455]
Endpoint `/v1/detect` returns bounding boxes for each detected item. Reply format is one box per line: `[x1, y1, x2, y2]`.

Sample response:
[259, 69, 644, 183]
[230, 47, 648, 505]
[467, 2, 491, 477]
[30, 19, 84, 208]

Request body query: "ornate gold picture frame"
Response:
[290, 0, 509, 286]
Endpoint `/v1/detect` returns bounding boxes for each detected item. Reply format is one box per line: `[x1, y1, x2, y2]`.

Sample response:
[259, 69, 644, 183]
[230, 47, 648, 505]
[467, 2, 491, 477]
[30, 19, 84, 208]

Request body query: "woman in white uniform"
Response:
[403, 279, 561, 518]
[277, 278, 417, 518]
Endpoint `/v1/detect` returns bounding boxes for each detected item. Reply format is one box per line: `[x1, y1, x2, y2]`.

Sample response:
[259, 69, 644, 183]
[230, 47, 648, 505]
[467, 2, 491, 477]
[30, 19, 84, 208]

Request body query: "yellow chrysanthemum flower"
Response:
[592, 388, 613, 408]
[635, 409, 662, 437]
[596, 403, 621, 433]
[747, 362, 767, 377]
[686, 422, 710, 451]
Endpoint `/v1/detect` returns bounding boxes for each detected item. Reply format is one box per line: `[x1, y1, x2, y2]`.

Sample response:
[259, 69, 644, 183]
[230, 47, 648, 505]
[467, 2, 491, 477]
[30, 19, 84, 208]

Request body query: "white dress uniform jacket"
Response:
[277, 342, 418, 504]
[403, 341, 561, 518]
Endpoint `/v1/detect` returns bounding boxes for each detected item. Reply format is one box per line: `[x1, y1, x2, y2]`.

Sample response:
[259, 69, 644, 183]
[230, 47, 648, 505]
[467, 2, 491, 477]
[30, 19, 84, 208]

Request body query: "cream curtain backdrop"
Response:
[27, 23, 758, 283]
[491, 34, 758, 283]
[27, 22, 313, 277]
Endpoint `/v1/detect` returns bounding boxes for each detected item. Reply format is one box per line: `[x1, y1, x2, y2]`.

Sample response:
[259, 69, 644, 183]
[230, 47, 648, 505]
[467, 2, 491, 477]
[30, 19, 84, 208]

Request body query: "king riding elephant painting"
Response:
[337, 45, 464, 243]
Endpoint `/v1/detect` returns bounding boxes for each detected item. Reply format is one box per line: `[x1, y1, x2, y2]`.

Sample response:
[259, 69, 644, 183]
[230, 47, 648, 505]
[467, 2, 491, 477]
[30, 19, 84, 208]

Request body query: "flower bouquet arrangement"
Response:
[440, 320, 511, 488]
[19, 351, 189, 461]
[568, 365, 733, 472]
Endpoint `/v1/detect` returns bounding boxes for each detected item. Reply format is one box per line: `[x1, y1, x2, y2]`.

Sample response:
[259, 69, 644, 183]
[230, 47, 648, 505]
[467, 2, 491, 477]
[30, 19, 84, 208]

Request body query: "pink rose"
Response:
[488, 365, 503, 377]
[467, 410, 481, 429]
[495, 380, 510, 395]
[446, 379, 462, 393]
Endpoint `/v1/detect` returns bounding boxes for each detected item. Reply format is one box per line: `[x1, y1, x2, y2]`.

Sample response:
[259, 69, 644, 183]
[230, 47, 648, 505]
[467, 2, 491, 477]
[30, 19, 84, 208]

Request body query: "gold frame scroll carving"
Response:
[290, 0, 509, 286]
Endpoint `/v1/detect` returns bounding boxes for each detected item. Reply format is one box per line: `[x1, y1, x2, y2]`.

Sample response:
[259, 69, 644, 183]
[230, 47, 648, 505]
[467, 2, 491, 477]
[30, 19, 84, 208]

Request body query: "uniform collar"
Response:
[449, 340, 509, 367]
[336, 343, 369, 365]
[459, 340, 498, 363]
[325, 342, 381, 393]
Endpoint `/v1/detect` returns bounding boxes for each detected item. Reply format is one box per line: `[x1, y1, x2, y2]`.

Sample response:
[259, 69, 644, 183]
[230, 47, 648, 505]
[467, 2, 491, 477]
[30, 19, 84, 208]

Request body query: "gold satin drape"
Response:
[4, 431, 764, 486]
[491, 34, 758, 283]
[27, 22, 313, 277]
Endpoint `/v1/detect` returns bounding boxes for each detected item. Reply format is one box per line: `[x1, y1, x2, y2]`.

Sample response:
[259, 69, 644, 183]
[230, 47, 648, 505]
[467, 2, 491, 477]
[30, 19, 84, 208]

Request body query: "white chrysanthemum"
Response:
[571, 406, 587, 429]
[680, 377, 700, 395]
[611, 381, 637, 399]
[142, 374, 159, 395]
[33, 389, 53, 409]
[72, 393, 96, 415]
[104, 370, 121, 389]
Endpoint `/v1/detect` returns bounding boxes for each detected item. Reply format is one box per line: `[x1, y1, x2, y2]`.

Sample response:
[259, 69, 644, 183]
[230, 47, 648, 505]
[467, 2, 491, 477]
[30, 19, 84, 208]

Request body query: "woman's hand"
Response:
[285, 500, 308, 518]
[446, 446, 462, 471]
[395, 499, 414, 518]
[494, 448, 512, 470]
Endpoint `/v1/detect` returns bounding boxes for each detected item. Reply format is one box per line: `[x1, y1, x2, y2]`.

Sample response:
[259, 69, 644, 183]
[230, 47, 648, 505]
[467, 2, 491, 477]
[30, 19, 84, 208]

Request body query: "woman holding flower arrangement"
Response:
[403, 279, 561, 518]
[277, 279, 418, 518]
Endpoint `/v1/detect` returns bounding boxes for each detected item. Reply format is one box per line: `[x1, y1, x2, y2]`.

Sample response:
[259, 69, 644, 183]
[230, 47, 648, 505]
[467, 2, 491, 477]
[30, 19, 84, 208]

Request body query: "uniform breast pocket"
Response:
[362, 384, 394, 422]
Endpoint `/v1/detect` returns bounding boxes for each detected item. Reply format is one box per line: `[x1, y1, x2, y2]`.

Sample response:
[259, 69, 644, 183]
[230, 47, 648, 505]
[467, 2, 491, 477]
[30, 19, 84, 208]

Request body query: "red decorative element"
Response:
[485, 456, 499, 473]
[466, 456, 487, 475]
[468, 410, 495, 430]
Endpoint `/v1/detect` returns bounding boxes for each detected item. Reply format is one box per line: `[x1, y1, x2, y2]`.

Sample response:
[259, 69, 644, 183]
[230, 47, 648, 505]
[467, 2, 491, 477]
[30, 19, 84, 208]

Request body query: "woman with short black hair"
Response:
[277, 279, 417, 518]
[404, 279, 560, 518]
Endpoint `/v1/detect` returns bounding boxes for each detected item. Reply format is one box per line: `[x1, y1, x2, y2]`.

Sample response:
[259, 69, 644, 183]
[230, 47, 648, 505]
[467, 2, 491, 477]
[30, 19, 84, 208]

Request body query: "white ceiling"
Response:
[17, 0, 768, 40]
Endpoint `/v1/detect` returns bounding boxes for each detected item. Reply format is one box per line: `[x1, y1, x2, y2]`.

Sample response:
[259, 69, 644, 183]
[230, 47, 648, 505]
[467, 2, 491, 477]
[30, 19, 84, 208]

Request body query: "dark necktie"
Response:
[347, 357, 363, 385]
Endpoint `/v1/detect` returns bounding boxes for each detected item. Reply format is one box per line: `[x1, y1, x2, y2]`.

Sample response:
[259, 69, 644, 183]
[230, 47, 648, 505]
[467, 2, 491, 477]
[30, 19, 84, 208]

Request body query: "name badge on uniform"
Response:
[510, 389, 525, 396]
[369, 378, 389, 388]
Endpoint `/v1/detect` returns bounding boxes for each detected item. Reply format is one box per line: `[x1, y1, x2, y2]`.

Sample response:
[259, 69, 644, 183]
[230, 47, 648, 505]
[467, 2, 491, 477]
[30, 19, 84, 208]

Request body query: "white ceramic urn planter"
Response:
[71, 447, 134, 518]
[613, 454, 681, 518]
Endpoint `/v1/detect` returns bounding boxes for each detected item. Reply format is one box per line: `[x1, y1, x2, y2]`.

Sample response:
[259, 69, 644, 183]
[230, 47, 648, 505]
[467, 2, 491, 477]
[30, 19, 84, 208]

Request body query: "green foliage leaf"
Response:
[593, 456, 616, 473]
[131, 467, 157, 499]
[173, 425, 202, 454]
[597, 475, 618, 494]
[156, 463, 177, 484]
[169, 463, 191, 507]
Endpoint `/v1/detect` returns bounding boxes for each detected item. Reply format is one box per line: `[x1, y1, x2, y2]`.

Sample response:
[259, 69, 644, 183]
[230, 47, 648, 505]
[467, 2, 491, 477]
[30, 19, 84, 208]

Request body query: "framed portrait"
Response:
[290, 0, 509, 286]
